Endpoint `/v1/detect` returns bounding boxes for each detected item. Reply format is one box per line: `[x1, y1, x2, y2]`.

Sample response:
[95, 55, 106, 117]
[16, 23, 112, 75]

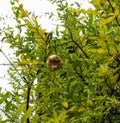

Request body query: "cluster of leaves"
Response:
[0, 0, 120, 122]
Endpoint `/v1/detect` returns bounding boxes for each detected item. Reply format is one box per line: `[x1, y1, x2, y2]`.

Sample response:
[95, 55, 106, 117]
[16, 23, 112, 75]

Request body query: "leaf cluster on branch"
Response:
[0, 0, 120, 122]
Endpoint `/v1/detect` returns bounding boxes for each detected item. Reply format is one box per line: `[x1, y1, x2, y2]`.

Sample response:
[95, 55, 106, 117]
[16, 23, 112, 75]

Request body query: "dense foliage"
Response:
[0, 0, 120, 122]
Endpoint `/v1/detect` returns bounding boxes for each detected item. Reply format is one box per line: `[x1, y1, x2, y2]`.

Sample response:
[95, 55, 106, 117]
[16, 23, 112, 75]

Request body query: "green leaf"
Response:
[56, 24, 59, 36]
[21, 108, 33, 123]
[15, 103, 26, 116]
[62, 101, 68, 108]
[100, 15, 115, 27]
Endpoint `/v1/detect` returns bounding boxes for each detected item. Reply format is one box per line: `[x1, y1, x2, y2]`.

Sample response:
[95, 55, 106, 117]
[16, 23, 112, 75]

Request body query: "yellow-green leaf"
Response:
[115, 7, 119, 17]
[100, 15, 115, 27]
[21, 108, 33, 123]
[62, 101, 68, 108]
[104, 63, 108, 73]
[78, 107, 86, 112]
[21, 10, 30, 17]
[16, 0, 19, 2]
[56, 24, 59, 36]
[20, 54, 25, 61]
[97, 48, 105, 54]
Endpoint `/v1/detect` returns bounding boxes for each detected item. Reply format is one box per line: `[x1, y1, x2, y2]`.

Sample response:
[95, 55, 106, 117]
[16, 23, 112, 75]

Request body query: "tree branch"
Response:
[26, 86, 31, 123]
[68, 28, 89, 58]
[0, 49, 28, 84]
[107, 0, 120, 27]
[0, 108, 16, 123]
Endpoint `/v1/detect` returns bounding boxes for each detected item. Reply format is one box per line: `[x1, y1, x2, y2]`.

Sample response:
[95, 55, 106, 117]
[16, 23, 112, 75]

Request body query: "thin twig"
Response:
[0, 49, 28, 83]
[68, 27, 89, 58]
[0, 108, 17, 123]
[26, 86, 31, 123]
[1, 49, 31, 122]
[107, 0, 120, 27]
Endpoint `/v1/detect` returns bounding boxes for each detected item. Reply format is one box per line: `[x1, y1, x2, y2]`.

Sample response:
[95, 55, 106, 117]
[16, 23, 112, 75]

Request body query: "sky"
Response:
[0, 0, 92, 91]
